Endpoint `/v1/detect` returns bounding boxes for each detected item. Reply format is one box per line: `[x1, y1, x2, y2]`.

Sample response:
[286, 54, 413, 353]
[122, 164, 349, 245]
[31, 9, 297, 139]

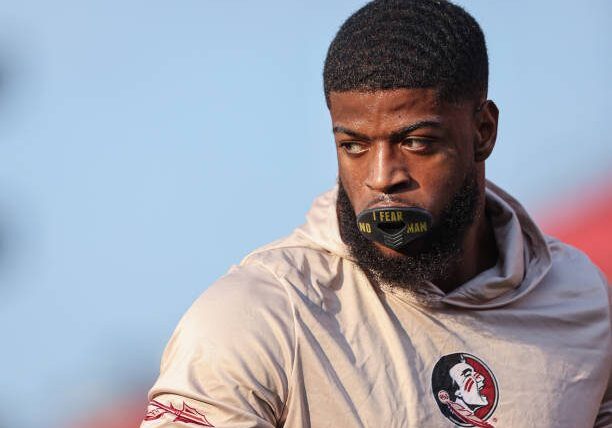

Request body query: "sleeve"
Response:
[140, 263, 296, 428]
[596, 373, 612, 428]
[594, 273, 612, 428]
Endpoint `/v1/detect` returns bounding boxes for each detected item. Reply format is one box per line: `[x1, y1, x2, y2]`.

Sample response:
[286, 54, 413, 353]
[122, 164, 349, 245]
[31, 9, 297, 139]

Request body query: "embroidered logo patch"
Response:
[431, 353, 499, 427]
[144, 399, 214, 426]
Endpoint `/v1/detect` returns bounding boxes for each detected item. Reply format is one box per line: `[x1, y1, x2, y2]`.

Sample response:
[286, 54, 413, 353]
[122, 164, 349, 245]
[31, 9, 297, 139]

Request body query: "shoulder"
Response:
[150, 262, 297, 426]
[178, 238, 346, 349]
[243, 243, 342, 281]
[529, 235, 611, 316]
[240, 243, 348, 311]
[179, 262, 294, 341]
[545, 235, 608, 290]
[158, 262, 297, 385]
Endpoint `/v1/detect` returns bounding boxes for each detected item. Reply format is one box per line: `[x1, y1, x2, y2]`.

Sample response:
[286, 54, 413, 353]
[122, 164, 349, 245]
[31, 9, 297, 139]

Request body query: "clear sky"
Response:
[0, 1, 610, 427]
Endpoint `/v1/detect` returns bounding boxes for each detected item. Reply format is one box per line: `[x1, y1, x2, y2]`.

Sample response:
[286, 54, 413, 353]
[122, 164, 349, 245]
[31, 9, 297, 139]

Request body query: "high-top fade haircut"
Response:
[323, 0, 488, 105]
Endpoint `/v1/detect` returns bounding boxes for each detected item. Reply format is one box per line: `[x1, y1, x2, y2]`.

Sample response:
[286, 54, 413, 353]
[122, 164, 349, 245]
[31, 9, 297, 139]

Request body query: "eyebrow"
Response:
[332, 126, 371, 141]
[332, 120, 442, 143]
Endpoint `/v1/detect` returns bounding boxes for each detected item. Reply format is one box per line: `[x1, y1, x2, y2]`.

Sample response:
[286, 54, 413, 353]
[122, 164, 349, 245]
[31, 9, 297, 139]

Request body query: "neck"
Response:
[435, 192, 498, 294]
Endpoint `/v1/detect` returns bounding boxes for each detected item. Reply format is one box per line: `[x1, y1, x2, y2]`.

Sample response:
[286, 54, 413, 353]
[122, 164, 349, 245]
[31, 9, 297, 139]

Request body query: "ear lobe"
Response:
[474, 100, 499, 162]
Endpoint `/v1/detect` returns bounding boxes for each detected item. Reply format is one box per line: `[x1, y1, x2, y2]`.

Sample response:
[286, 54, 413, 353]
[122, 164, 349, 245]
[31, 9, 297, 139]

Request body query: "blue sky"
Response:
[0, 1, 610, 427]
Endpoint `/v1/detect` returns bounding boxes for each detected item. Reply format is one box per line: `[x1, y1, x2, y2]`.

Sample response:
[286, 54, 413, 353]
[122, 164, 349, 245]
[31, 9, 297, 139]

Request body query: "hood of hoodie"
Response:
[246, 180, 553, 309]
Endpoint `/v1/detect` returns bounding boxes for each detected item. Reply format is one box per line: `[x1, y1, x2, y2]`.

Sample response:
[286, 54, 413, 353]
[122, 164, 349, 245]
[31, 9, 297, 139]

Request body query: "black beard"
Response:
[336, 171, 480, 290]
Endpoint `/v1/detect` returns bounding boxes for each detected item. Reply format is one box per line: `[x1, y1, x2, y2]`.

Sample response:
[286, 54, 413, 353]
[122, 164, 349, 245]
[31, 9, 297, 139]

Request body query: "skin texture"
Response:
[329, 88, 499, 293]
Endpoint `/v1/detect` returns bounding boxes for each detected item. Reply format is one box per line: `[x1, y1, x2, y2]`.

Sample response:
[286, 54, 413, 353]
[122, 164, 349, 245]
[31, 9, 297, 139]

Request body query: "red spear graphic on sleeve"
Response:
[144, 399, 214, 426]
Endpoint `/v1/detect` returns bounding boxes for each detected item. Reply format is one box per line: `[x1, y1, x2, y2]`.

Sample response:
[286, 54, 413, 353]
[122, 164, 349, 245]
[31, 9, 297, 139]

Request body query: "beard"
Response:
[336, 170, 480, 290]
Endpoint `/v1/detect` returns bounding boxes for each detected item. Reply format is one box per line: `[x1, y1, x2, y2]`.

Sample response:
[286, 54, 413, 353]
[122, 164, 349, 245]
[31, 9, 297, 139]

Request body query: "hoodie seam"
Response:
[242, 243, 328, 264]
[246, 259, 299, 426]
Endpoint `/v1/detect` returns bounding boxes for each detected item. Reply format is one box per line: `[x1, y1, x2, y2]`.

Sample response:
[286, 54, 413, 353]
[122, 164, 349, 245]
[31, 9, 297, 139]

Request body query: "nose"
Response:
[365, 143, 412, 194]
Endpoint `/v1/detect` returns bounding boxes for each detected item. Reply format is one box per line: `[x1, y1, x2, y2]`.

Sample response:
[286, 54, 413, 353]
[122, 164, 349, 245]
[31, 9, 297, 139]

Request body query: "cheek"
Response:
[412, 157, 464, 211]
[337, 161, 368, 211]
[337, 159, 353, 188]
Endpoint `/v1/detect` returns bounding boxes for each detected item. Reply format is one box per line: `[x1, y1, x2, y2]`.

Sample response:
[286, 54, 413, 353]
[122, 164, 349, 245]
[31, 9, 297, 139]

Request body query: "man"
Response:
[141, 1, 611, 427]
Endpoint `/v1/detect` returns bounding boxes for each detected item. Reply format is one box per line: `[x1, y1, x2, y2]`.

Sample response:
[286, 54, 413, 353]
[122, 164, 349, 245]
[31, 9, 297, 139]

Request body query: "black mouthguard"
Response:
[356, 206, 432, 250]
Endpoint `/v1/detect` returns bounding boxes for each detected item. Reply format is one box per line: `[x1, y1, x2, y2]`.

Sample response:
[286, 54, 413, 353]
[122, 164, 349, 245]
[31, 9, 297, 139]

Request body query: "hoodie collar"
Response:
[272, 181, 552, 309]
[441, 181, 552, 308]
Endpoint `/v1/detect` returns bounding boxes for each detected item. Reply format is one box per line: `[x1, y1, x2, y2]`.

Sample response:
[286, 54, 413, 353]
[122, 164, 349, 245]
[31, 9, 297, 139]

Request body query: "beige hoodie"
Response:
[142, 182, 611, 428]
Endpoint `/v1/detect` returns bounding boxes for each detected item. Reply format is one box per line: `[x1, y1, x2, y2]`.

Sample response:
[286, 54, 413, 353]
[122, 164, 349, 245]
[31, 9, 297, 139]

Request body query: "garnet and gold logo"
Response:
[431, 353, 499, 427]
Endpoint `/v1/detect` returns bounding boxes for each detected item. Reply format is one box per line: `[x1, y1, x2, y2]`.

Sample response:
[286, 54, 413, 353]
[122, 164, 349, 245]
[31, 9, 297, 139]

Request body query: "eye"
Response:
[339, 142, 368, 155]
[400, 138, 431, 151]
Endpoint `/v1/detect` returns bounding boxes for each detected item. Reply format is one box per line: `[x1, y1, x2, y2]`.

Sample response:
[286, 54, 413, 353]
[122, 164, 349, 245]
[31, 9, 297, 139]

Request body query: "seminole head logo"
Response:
[431, 353, 499, 427]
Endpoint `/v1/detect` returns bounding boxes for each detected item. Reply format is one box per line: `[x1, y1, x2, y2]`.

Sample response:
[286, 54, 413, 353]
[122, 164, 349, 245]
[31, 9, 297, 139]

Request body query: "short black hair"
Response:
[323, 0, 488, 105]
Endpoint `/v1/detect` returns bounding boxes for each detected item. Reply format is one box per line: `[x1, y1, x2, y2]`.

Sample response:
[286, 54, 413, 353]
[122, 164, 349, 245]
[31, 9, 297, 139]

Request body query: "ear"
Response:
[473, 100, 499, 162]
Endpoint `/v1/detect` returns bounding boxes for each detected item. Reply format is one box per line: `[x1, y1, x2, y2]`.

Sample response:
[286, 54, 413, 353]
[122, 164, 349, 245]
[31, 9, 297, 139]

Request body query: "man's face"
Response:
[330, 88, 478, 256]
[330, 89, 485, 287]
[449, 361, 488, 407]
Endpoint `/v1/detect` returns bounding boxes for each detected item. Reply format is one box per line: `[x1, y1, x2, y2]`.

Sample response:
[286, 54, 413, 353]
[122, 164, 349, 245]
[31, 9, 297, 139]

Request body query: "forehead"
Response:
[328, 88, 470, 134]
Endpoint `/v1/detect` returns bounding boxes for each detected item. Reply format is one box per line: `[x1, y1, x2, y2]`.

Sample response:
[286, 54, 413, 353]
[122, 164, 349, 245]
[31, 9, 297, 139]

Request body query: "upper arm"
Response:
[594, 273, 612, 428]
[595, 370, 612, 428]
[141, 263, 295, 427]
